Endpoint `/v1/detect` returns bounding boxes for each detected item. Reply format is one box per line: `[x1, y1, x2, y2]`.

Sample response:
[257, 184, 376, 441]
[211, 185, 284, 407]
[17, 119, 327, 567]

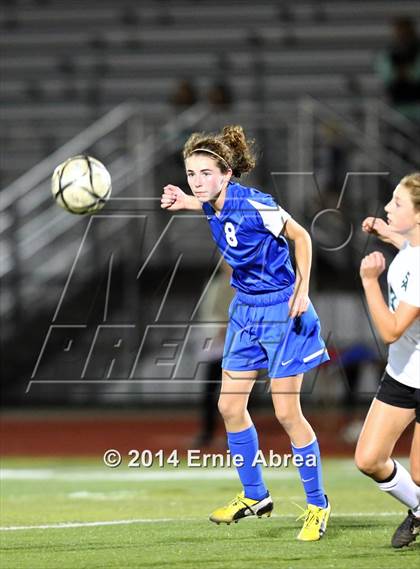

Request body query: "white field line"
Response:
[0, 512, 404, 532]
[0, 468, 296, 482]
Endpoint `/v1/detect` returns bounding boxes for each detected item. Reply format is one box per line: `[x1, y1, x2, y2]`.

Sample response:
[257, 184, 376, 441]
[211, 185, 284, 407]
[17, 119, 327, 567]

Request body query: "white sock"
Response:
[412, 486, 420, 518]
[378, 460, 420, 512]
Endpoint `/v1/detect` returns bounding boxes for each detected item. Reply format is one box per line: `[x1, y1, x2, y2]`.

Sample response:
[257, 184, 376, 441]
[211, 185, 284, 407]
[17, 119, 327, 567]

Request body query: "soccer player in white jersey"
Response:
[356, 173, 420, 548]
[161, 125, 331, 541]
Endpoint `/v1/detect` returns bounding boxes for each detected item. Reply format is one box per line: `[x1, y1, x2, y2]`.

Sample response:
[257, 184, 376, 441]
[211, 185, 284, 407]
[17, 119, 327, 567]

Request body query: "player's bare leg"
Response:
[355, 399, 414, 481]
[217, 369, 257, 432]
[355, 399, 420, 547]
[270, 374, 314, 446]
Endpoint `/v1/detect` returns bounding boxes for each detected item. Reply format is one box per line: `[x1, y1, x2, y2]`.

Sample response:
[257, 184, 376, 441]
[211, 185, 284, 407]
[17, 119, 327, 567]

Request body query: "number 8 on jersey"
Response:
[224, 222, 238, 247]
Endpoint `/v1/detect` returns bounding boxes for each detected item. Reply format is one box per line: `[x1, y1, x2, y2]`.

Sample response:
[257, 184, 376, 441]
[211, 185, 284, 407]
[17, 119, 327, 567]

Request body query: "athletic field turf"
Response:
[1, 458, 418, 568]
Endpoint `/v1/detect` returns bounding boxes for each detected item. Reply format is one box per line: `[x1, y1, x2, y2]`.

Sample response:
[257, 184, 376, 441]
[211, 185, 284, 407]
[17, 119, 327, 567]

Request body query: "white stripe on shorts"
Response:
[303, 349, 325, 363]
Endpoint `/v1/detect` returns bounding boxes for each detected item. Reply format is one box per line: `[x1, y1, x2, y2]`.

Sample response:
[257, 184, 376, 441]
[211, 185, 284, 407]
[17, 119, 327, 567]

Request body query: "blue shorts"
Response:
[222, 291, 329, 378]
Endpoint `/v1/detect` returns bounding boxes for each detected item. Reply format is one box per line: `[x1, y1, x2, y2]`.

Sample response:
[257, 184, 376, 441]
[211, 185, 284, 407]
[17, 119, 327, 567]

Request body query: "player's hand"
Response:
[288, 290, 310, 318]
[360, 251, 386, 281]
[361, 217, 393, 243]
[160, 184, 188, 211]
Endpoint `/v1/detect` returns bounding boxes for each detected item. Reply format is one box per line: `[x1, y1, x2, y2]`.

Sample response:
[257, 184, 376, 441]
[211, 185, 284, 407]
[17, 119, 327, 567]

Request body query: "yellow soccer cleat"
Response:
[209, 492, 273, 525]
[296, 497, 331, 541]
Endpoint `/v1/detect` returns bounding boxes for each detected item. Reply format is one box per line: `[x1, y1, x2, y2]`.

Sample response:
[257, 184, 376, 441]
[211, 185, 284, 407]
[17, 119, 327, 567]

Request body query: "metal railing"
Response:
[294, 96, 418, 267]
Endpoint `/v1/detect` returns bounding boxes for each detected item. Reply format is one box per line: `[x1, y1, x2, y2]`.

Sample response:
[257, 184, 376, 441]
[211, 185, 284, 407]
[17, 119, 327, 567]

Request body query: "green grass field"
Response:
[1, 458, 418, 569]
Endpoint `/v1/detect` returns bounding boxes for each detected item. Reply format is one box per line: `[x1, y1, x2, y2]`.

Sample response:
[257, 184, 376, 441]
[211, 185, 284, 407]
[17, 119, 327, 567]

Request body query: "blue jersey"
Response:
[202, 181, 295, 297]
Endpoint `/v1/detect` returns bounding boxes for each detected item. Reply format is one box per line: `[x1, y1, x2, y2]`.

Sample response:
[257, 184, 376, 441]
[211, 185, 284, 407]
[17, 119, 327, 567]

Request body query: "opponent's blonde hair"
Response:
[183, 125, 256, 178]
[400, 172, 420, 211]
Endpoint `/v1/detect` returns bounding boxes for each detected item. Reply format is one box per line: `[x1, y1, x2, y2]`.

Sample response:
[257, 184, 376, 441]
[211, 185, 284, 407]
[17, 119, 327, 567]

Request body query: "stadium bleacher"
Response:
[1, 0, 419, 185]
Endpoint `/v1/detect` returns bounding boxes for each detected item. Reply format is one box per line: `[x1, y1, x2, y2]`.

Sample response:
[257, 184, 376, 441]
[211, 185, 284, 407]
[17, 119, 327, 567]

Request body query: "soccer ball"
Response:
[51, 155, 112, 214]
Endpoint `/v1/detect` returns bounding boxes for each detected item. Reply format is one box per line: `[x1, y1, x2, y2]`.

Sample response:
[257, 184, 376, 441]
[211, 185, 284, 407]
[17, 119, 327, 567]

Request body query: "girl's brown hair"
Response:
[183, 125, 256, 178]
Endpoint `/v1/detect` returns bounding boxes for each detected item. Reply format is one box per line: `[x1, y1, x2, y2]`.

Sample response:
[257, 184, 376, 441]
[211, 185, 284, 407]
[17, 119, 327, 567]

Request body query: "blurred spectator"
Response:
[313, 343, 384, 411]
[194, 263, 234, 446]
[338, 343, 383, 408]
[376, 16, 420, 121]
[57, 56, 76, 76]
[318, 121, 349, 204]
[169, 79, 198, 110]
[207, 81, 233, 110]
[164, 79, 200, 188]
[120, 5, 140, 27]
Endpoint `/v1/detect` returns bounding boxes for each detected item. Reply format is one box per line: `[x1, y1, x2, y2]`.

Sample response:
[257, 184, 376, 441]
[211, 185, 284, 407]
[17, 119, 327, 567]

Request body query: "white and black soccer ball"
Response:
[51, 155, 112, 214]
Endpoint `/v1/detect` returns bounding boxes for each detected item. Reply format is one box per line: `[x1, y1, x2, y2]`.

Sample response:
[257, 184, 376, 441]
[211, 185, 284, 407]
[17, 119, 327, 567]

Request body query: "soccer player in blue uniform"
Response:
[161, 125, 331, 540]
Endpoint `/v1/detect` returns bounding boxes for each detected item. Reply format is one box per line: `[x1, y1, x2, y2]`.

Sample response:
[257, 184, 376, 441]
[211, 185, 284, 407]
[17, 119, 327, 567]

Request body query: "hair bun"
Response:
[221, 125, 256, 177]
[183, 125, 256, 178]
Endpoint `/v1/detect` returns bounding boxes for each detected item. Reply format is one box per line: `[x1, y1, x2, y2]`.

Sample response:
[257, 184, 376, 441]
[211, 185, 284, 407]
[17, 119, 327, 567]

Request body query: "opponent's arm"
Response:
[361, 217, 405, 250]
[360, 251, 420, 344]
[160, 184, 202, 211]
[284, 218, 312, 317]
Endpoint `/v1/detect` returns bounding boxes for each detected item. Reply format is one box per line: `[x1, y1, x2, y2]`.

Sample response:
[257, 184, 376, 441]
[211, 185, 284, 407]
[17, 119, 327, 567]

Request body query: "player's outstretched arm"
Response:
[361, 217, 405, 250]
[160, 184, 202, 211]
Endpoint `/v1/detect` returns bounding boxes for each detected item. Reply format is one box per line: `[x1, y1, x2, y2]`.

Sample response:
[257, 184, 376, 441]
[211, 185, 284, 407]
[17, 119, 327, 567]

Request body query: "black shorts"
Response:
[376, 372, 420, 423]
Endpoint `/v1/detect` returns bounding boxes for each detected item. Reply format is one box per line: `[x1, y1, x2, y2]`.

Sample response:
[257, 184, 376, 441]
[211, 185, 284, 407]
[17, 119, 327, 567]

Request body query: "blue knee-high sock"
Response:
[292, 437, 327, 508]
[227, 425, 268, 501]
